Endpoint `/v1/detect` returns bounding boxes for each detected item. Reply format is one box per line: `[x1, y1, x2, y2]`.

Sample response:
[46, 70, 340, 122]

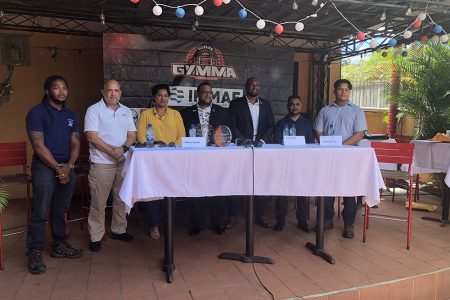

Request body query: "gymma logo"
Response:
[171, 45, 238, 80]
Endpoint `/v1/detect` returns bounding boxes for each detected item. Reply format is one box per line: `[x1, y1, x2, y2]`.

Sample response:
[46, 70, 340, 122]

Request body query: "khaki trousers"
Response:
[88, 162, 127, 242]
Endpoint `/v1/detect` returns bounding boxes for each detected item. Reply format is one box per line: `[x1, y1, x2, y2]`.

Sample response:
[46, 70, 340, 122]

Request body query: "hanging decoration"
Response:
[147, 0, 448, 59]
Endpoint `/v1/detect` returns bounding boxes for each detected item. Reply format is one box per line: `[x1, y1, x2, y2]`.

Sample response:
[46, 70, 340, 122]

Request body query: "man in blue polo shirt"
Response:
[26, 75, 83, 275]
[314, 79, 368, 239]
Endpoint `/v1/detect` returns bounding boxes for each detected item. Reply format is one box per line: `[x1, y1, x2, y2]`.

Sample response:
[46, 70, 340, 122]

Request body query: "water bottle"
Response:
[329, 123, 334, 136]
[146, 124, 154, 146]
[289, 125, 296, 136]
[283, 123, 289, 137]
[189, 123, 196, 137]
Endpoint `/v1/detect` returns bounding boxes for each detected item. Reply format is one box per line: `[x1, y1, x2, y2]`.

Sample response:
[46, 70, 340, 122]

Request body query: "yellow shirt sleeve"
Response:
[137, 110, 150, 144]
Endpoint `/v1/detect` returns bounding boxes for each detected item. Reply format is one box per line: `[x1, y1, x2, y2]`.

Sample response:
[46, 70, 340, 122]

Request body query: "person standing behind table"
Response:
[229, 77, 275, 229]
[314, 79, 368, 239]
[26, 75, 83, 275]
[180, 81, 231, 236]
[84, 79, 136, 252]
[273, 95, 315, 232]
[136, 83, 185, 239]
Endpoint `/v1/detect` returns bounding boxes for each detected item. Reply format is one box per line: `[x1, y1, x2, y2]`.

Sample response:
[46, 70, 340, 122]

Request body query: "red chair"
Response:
[0, 142, 32, 269]
[363, 142, 415, 250]
[389, 135, 420, 202]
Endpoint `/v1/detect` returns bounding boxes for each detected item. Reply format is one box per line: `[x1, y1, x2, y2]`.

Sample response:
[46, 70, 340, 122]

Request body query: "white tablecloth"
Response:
[411, 140, 450, 187]
[253, 144, 385, 207]
[119, 146, 254, 212]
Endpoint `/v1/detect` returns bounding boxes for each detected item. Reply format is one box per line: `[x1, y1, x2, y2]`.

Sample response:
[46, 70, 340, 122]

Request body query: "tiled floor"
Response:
[1, 191, 450, 300]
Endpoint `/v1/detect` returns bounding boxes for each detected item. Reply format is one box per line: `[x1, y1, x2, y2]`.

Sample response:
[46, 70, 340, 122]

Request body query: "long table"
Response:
[119, 144, 384, 281]
[252, 144, 384, 263]
[412, 141, 450, 226]
[119, 146, 255, 282]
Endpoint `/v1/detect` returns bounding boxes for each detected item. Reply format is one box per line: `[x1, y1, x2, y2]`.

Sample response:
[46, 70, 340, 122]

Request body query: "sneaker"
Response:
[51, 242, 83, 259]
[314, 219, 334, 232]
[89, 241, 102, 252]
[28, 248, 46, 275]
[343, 224, 355, 239]
[110, 232, 134, 242]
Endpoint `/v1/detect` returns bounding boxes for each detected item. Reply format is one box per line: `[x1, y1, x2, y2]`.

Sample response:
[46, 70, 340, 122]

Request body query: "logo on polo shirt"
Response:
[67, 119, 74, 127]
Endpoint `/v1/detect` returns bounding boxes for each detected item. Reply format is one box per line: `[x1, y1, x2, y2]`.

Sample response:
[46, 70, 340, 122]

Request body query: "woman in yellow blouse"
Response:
[137, 84, 185, 145]
[136, 84, 185, 239]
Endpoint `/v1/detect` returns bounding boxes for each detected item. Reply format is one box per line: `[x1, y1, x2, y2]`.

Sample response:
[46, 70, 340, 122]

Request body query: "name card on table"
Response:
[320, 136, 343, 147]
[182, 137, 206, 148]
[283, 136, 306, 146]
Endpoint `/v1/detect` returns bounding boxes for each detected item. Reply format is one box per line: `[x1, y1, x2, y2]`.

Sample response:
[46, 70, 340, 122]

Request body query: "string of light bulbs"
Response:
[132, 0, 448, 51]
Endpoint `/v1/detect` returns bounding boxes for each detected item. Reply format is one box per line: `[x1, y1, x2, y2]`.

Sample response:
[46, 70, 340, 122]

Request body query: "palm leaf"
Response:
[0, 187, 9, 212]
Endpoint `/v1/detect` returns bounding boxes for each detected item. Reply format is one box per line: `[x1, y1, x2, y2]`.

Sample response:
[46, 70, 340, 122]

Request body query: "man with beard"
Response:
[84, 79, 136, 252]
[273, 95, 315, 232]
[314, 79, 367, 239]
[26, 75, 83, 275]
[180, 82, 231, 235]
[229, 77, 275, 228]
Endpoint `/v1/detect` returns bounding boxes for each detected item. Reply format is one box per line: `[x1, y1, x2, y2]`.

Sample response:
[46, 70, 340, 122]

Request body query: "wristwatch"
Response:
[122, 145, 130, 153]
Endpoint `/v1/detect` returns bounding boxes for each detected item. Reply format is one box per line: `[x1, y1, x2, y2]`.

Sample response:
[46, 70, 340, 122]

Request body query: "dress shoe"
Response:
[255, 216, 272, 228]
[343, 224, 354, 239]
[110, 232, 134, 242]
[273, 217, 285, 232]
[314, 219, 334, 232]
[89, 241, 102, 252]
[225, 216, 238, 229]
[189, 226, 202, 236]
[215, 225, 226, 235]
[297, 220, 310, 232]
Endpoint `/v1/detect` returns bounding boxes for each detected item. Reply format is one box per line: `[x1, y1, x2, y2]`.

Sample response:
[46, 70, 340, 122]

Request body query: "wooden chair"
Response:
[0, 142, 32, 269]
[363, 142, 415, 249]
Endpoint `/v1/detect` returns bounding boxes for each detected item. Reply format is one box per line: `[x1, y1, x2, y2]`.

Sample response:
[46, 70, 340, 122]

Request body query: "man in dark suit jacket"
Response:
[229, 77, 275, 228]
[180, 82, 231, 236]
[229, 77, 275, 144]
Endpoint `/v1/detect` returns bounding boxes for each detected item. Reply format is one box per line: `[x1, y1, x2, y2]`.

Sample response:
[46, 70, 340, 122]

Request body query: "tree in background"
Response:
[386, 43, 450, 139]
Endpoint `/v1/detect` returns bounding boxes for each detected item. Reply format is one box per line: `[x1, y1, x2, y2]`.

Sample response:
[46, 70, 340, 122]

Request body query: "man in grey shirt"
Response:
[314, 79, 368, 238]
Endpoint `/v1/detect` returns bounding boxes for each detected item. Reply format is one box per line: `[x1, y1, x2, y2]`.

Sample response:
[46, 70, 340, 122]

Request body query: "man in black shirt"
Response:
[273, 95, 315, 231]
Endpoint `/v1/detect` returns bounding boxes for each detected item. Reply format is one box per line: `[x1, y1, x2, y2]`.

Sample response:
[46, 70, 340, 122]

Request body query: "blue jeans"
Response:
[324, 196, 357, 225]
[27, 158, 76, 250]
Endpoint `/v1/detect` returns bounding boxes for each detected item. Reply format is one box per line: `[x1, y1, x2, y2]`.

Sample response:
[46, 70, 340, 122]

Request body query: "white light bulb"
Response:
[418, 12, 426, 21]
[380, 9, 386, 21]
[223, 0, 231, 4]
[295, 22, 304, 32]
[431, 35, 439, 43]
[369, 40, 378, 48]
[311, 0, 318, 6]
[256, 19, 266, 30]
[439, 34, 448, 43]
[194, 5, 204, 16]
[292, 0, 299, 10]
[403, 30, 412, 39]
[406, 6, 412, 16]
[153, 5, 162, 16]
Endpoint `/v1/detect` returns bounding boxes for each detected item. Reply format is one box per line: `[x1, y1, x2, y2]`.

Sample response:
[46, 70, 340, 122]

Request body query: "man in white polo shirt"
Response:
[84, 79, 136, 252]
